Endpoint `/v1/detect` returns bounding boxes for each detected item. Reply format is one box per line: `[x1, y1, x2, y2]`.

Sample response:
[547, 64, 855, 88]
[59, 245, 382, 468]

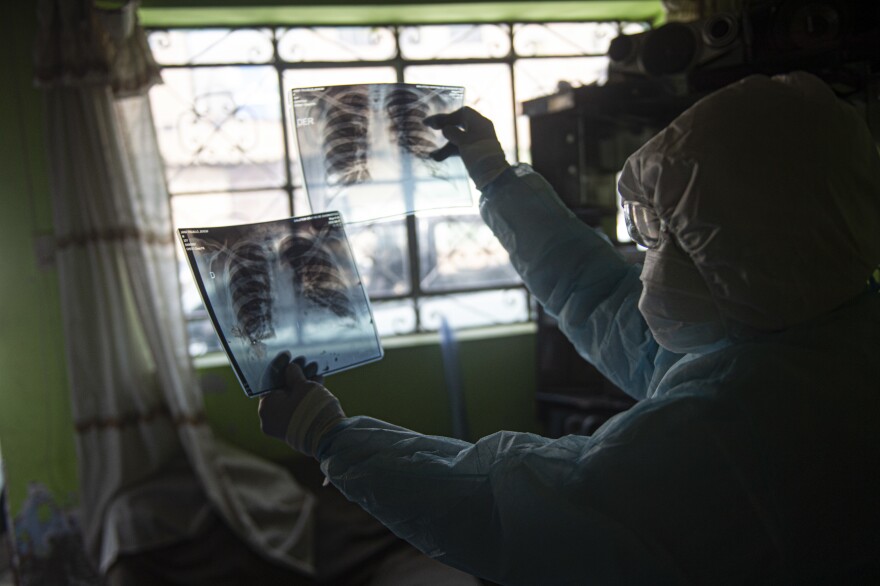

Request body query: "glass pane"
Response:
[171, 190, 290, 230]
[151, 66, 286, 193]
[399, 24, 510, 59]
[621, 21, 652, 35]
[515, 56, 609, 101]
[346, 219, 411, 297]
[419, 289, 529, 330]
[277, 27, 396, 62]
[404, 64, 516, 163]
[513, 22, 619, 57]
[187, 318, 223, 357]
[180, 259, 208, 317]
[283, 67, 397, 192]
[418, 211, 520, 292]
[514, 57, 609, 162]
[292, 186, 312, 217]
[283, 68, 399, 103]
[148, 28, 274, 65]
[371, 299, 417, 337]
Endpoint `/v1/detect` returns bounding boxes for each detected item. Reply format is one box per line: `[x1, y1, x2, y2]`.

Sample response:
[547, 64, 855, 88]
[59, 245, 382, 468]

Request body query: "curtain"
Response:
[35, 0, 316, 575]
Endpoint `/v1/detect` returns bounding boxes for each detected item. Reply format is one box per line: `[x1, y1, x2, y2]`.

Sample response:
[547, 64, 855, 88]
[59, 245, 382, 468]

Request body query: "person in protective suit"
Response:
[258, 71, 880, 585]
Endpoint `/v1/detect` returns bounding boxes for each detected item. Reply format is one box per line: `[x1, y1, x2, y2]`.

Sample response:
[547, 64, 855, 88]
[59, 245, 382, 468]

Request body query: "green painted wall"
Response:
[0, 3, 80, 514]
[0, 1, 549, 519]
[203, 330, 540, 461]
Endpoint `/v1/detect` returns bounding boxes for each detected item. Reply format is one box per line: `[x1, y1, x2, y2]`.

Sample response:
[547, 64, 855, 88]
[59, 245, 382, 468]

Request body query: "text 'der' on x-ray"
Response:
[292, 83, 472, 223]
[179, 212, 383, 398]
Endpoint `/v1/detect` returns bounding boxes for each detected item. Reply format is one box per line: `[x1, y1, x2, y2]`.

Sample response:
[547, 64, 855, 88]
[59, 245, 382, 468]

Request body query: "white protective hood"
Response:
[618, 72, 880, 336]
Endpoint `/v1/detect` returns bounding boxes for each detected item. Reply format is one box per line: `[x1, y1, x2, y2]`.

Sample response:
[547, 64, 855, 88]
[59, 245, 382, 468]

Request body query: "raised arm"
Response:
[424, 107, 680, 399]
[479, 164, 680, 398]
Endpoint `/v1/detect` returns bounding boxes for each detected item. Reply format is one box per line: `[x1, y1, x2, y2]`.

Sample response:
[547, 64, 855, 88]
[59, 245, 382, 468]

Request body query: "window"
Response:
[146, 21, 649, 356]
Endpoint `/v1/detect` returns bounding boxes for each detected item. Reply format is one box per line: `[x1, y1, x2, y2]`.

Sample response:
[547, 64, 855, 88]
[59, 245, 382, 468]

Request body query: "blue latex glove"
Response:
[423, 106, 510, 190]
[258, 352, 345, 457]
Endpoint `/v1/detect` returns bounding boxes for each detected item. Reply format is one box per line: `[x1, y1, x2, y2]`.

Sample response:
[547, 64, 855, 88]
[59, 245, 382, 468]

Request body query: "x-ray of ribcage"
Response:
[179, 212, 383, 397]
[292, 84, 472, 223]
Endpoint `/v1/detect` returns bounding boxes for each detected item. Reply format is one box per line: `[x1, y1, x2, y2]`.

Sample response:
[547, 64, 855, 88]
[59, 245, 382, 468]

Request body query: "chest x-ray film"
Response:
[292, 83, 473, 223]
[179, 212, 383, 398]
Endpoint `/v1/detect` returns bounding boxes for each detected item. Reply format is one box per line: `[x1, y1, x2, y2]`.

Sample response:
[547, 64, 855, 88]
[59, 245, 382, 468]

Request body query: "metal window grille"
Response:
[145, 21, 648, 355]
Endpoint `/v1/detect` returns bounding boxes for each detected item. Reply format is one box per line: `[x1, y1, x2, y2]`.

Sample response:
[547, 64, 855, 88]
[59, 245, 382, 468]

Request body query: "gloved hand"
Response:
[423, 106, 510, 190]
[258, 351, 345, 458]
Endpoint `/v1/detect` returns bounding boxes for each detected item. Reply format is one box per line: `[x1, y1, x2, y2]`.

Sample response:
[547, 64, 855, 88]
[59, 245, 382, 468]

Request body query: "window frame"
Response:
[146, 20, 646, 347]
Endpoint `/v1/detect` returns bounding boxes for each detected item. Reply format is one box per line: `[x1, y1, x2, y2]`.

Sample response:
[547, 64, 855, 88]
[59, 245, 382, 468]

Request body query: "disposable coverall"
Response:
[269, 73, 880, 584]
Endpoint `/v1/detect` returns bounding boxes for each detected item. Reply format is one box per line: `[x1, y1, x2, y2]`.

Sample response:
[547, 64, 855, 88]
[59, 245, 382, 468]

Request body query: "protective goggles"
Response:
[621, 200, 665, 249]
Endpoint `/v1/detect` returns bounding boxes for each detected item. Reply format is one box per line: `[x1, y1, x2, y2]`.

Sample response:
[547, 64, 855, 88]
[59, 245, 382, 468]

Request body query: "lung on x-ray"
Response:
[292, 83, 472, 223]
[179, 212, 383, 398]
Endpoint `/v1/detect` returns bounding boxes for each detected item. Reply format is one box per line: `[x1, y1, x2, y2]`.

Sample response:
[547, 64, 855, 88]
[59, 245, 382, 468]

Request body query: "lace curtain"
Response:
[35, 0, 316, 575]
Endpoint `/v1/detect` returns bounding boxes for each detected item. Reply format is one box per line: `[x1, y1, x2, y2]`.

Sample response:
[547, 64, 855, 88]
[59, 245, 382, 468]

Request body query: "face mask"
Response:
[638, 245, 728, 354]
